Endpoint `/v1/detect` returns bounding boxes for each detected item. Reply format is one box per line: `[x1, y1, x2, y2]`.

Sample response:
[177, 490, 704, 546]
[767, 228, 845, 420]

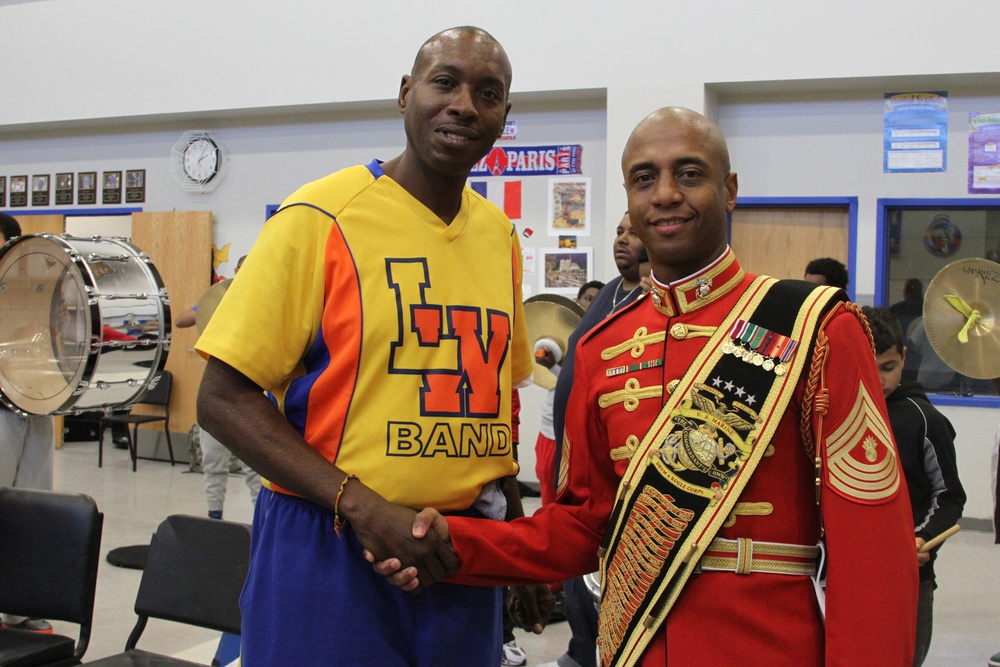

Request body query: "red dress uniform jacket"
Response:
[447, 250, 918, 666]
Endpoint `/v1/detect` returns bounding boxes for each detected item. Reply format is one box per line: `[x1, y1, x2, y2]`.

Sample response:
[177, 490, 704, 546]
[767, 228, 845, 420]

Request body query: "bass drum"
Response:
[0, 234, 170, 415]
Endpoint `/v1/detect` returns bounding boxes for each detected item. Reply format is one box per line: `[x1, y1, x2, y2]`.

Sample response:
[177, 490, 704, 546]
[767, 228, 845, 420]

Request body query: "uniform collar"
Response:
[647, 247, 745, 317]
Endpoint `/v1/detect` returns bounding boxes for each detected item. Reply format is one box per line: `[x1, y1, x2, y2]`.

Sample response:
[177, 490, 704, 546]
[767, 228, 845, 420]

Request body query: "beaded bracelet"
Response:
[333, 474, 359, 538]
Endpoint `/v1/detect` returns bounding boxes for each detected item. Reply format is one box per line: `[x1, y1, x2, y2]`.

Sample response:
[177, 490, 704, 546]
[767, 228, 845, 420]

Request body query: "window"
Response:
[877, 198, 1000, 404]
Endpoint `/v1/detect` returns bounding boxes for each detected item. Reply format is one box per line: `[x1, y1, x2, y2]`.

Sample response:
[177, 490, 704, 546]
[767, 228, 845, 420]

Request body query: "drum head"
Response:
[0, 235, 95, 414]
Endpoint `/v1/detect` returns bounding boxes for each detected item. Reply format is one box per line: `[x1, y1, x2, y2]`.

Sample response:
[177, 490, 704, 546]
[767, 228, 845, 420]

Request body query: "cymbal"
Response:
[923, 258, 1000, 379]
[523, 294, 584, 390]
[195, 279, 233, 334]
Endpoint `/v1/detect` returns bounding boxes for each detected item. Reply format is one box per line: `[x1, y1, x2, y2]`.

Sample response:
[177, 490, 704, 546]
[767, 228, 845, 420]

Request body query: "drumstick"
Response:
[918, 525, 961, 553]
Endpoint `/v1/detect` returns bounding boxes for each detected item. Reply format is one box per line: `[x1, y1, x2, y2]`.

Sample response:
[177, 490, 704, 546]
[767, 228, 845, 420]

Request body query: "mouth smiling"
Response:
[437, 126, 478, 145]
[648, 216, 691, 233]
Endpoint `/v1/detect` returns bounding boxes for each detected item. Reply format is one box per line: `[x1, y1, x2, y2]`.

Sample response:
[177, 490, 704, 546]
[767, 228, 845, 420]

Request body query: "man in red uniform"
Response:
[377, 107, 918, 666]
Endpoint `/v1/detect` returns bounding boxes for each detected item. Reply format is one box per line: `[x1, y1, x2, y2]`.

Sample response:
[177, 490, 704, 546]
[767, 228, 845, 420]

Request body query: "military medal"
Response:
[726, 318, 799, 374]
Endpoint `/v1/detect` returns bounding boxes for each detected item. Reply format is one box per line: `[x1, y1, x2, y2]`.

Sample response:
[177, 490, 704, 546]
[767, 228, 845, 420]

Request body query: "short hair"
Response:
[862, 306, 905, 355]
[577, 280, 605, 299]
[805, 257, 849, 290]
[0, 212, 21, 242]
[413, 26, 512, 95]
[903, 278, 923, 300]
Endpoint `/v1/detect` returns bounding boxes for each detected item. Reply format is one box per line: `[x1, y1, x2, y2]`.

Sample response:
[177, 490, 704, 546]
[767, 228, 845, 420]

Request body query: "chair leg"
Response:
[130, 424, 139, 472]
[98, 424, 104, 468]
[164, 420, 175, 466]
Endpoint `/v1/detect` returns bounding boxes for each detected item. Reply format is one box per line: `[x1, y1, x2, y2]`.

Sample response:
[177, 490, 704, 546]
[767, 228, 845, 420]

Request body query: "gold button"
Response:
[670, 324, 688, 340]
[666, 379, 680, 394]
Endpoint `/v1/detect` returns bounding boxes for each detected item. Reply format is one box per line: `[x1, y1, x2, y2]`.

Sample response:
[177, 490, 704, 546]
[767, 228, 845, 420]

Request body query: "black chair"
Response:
[100, 371, 175, 471]
[86, 515, 251, 667]
[0, 488, 104, 667]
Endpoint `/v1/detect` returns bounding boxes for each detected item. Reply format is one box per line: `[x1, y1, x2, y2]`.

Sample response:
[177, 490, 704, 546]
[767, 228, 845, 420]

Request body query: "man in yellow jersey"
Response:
[196, 26, 532, 666]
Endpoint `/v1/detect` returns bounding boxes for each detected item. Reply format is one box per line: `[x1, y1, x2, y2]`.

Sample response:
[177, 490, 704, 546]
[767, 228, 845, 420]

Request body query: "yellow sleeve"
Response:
[195, 206, 330, 393]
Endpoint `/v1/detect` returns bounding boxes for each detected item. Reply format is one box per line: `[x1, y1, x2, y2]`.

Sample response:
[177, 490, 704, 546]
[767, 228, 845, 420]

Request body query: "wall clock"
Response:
[171, 131, 226, 193]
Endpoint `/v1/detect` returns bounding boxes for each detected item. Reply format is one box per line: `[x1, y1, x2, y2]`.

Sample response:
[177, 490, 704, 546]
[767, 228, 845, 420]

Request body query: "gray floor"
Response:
[45, 438, 1000, 665]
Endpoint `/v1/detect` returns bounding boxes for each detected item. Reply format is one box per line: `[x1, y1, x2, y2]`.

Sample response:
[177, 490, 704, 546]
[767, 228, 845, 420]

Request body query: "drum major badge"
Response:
[655, 383, 760, 504]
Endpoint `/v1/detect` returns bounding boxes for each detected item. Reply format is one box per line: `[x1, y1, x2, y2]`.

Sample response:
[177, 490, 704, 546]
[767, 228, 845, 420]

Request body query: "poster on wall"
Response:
[9, 176, 27, 207]
[470, 144, 583, 177]
[125, 169, 146, 203]
[78, 172, 97, 205]
[499, 120, 517, 141]
[883, 91, 948, 173]
[55, 173, 74, 205]
[923, 213, 961, 257]
[31, 175, 49, 207]
[0, 177, 5, 208]
[540, 247, 592, 295]
[547, 177, 591, 236]
[102, 171, 122, 205]
[968, 112, 1000, 194]
[521, 246, 536, 276]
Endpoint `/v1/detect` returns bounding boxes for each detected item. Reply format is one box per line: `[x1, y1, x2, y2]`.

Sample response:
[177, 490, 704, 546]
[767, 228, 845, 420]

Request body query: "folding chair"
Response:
[0, 488, 104, 667]
[86, 515, 251, 667]
[100, 370, 175, 471]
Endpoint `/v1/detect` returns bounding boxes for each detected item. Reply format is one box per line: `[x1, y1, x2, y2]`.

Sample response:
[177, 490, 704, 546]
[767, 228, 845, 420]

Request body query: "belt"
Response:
[697, 537, 820, 576]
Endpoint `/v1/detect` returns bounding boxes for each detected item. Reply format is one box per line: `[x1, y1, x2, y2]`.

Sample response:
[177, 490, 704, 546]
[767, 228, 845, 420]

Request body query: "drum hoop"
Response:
[0, 234, 102, 414]
[58, 235, 106, 412]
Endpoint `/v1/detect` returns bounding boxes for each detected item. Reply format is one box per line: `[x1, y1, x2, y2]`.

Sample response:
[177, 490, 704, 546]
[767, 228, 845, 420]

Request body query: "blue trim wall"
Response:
[2, 207, 143, 217]
[734, 197, 859, 302]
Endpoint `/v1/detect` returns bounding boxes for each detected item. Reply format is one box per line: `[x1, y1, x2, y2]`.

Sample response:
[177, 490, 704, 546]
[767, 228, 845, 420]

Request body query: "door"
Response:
[729, 206, 850, 285]
[131, 211, 213, 439]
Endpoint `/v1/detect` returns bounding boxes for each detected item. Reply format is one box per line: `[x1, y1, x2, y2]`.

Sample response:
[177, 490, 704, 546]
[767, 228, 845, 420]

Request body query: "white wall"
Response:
[4, 0, 999, 128]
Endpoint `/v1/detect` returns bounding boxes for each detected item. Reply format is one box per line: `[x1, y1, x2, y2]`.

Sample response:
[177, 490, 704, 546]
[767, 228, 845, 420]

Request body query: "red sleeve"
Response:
[818, 308, 918, 666]
[447, 347, 620, 586]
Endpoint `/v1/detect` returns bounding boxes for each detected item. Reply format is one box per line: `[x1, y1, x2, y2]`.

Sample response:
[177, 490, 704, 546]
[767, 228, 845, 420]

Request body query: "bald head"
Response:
[412, 26, 512, 97]
[620, 106, 738, 282]
[623, 107, 730, 177]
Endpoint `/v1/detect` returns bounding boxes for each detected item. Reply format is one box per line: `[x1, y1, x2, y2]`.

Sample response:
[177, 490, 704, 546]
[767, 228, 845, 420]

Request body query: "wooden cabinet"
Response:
[131, 211, 213, 438]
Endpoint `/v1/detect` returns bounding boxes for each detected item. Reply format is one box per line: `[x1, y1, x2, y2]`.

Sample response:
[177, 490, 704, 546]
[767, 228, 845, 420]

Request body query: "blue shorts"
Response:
[240, 488, 503, 666]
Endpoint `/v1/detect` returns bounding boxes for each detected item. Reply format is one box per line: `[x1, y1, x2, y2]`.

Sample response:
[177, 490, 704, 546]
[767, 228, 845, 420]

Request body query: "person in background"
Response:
[195, 26, 535, 667]
[803, 256, 849, 290]
[529, 279, 606, 638]
[535, 280, 604, 507]
[863, 306, 965, 666]
[176, 255, 261, 520]
[889, 277, 924, 339]
[573, 280, 603, 314]
[0, 213, 55, 634]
